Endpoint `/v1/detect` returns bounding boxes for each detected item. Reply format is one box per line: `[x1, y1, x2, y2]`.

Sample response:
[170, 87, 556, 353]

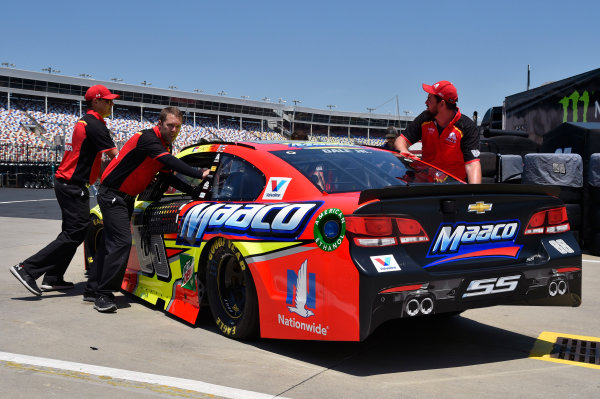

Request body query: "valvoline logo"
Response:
[425, 220, 522, 267]
[286, 259, 315, 318]
[263, 177, 291, 200]
[370, 255, 401, 272]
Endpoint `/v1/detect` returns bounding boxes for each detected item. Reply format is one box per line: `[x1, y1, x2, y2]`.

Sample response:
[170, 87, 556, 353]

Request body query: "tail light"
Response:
[346, 216, 429, 247]
[524, 206, 570, 235]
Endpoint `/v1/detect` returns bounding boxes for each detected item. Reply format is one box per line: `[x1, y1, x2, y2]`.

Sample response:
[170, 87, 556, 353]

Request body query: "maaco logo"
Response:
[286, 259, 315, 318]
[425, 220, 522, 267]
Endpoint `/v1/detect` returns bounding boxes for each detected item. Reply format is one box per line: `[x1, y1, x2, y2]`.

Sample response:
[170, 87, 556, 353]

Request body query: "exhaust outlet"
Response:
[406, 299, 420, 317]
[548, 281, 558, 296]
[419, 297, 434, 315]
[557, 280, 567, 295]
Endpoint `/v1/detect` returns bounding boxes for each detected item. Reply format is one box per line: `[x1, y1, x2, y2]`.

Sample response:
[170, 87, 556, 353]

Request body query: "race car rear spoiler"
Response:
[358, 183, 561, 204]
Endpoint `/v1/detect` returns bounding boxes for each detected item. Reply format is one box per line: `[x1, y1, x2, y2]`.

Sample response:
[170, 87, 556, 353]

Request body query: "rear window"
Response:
[271, 147, 461, 193]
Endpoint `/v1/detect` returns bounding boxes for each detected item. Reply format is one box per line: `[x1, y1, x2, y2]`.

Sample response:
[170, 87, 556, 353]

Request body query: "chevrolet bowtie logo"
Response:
[468, 201, 493, 214]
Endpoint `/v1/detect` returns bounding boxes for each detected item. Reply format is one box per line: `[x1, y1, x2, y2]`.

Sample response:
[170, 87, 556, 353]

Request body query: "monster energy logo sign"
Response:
[559, 90, 600, 123]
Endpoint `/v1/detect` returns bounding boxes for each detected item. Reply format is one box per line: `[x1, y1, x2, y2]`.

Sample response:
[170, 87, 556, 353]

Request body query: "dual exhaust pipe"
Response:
[548, 278, 568, 297]
[405, 296, 434, 317]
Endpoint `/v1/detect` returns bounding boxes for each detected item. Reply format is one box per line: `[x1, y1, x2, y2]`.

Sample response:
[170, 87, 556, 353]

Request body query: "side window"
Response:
[137, 152, 215, 202]
[211, 154, 266, 201]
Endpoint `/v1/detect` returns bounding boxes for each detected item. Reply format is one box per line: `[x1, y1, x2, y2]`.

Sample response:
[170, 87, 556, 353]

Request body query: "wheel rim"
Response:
[217, 254, 246, 319]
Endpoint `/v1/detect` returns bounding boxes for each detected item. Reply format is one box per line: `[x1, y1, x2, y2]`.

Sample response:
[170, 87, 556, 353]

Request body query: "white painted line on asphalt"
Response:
[0, 351, 289, 399]
[0, 199, 55, 204]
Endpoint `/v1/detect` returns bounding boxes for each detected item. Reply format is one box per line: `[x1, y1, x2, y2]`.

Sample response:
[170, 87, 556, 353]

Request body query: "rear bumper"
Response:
[358, 259, 582, 341]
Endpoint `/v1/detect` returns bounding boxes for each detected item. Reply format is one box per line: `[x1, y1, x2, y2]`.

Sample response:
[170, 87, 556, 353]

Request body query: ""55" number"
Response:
[462, 275, 520, 298]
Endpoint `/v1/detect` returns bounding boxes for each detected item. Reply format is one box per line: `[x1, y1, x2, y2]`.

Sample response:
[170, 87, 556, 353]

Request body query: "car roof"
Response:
[179, 140, 386, 155]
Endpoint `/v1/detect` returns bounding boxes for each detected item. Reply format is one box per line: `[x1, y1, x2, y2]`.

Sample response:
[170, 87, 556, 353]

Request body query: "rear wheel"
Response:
[206, 238, 259, 339]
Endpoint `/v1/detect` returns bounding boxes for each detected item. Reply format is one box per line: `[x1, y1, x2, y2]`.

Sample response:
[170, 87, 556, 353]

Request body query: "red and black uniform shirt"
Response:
[101, 126, 173, 196]
[55, 110, 116, 186]
[401, 109, 480, 180]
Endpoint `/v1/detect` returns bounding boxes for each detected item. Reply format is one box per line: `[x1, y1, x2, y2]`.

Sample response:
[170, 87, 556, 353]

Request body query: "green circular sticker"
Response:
[313, 208, 346, 251]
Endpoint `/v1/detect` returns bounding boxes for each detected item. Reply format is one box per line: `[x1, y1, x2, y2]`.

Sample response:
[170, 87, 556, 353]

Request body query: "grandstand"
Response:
[0, 67, 414, 186]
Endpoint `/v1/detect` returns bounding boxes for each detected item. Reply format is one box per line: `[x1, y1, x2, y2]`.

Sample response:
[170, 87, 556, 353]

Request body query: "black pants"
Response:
[86, 185, 134, 297]
[24, 180, 90, 280]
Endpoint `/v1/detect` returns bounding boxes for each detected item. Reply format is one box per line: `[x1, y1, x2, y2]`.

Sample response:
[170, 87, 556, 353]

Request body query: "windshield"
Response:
[271, 147, 461, 193]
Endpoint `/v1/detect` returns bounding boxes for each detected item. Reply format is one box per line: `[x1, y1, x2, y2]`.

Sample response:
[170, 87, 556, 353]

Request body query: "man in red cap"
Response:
[394, 80, 481, 183]
[10, 84, 120, 296]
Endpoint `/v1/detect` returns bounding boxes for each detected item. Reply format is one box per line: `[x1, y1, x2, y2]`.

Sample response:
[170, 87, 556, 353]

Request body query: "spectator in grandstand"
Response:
[381, 126, 397, 150]
[394, 80, 481, 184]
[86, 106, 209, 313]
[10, 85, 120, 296]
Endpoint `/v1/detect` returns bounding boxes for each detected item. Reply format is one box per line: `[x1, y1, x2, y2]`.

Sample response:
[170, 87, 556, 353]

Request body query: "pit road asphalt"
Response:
[0, 188, 598, 398]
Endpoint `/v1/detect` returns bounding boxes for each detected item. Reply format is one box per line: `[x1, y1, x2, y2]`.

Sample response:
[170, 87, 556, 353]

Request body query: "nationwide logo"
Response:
[370, 255, 401, 272]
[278, 259, 329, 336]
[178, 201, 320, 245]
[425, 220, 522, 267]
[286, 259, 315, 318]
[262, 177, 292, 200]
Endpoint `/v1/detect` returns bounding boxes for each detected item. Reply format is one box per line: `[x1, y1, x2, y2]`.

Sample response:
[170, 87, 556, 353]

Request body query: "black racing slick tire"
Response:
[206, 238, 259, 340]
[83, 214, 103, 274]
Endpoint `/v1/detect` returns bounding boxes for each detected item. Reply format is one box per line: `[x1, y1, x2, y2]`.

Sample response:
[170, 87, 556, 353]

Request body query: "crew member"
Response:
[88, 106, 207, 313]
[395, 80, 481, 183]
[10, 85, 119, 295]
[381, 126, 397, 150]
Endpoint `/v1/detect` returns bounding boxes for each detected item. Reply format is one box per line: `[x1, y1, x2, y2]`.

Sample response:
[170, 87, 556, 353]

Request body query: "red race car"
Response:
[84, 141, 582, 341]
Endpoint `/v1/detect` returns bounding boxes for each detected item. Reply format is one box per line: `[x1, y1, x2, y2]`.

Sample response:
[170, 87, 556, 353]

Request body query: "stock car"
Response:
[84, 141, 582, 341]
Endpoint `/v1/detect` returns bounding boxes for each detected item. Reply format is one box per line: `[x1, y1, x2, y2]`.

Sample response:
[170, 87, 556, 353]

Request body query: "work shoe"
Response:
[82, 291, 96, 303]
[94, 294, 117, 313]
[40, 279, 75, 291]
[10, 263, 42, 296]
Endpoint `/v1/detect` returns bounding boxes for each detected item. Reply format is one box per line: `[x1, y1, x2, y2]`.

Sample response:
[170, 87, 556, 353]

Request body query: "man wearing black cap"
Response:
[10, 84, 120, 296]
[381, 126, 397, 150]
[394, 80, 481, 184]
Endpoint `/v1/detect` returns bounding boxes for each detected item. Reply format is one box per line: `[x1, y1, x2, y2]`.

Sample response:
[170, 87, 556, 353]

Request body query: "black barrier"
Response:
[523, 153, 583, 244]
[587, 154, 600, 255]
[0, 162, 58, 188]
[0, 144, 61, 188]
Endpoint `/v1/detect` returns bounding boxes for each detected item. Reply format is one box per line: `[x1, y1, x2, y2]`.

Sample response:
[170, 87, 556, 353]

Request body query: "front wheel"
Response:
[206, 238, 259, 340]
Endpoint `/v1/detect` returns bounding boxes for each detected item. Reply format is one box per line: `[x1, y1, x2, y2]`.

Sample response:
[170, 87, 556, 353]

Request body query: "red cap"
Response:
[422, 80, 458, 103]
[84, 85, 120, 101]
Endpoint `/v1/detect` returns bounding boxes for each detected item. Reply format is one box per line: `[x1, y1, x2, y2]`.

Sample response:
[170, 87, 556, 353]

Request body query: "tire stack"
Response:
[522, 153, 583, 244]
[587, 154, 600, 255]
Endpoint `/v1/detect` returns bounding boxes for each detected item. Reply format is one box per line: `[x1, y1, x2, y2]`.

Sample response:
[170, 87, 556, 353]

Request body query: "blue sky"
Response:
[2, 0, 598, 121]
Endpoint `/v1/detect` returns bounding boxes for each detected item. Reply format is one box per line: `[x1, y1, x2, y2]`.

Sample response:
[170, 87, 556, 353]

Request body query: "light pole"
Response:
[79, 73, 92, 78]
[194, 89, 203, 93]
[327, 104, 336, 110]
[367, 107, 375, 113]
[168, 85, 178, 90]
[111, 77, 123, 82]
[141, 80, 152, 86]
[262, 97, 270, 102]
[1, 62, 16, 68]
[42, 67, 60, 74]
[278, 98, 286, 104]
[218, 90, 227, 96]
[292, 99, 301, 106]
[241, 95, 250, 100]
